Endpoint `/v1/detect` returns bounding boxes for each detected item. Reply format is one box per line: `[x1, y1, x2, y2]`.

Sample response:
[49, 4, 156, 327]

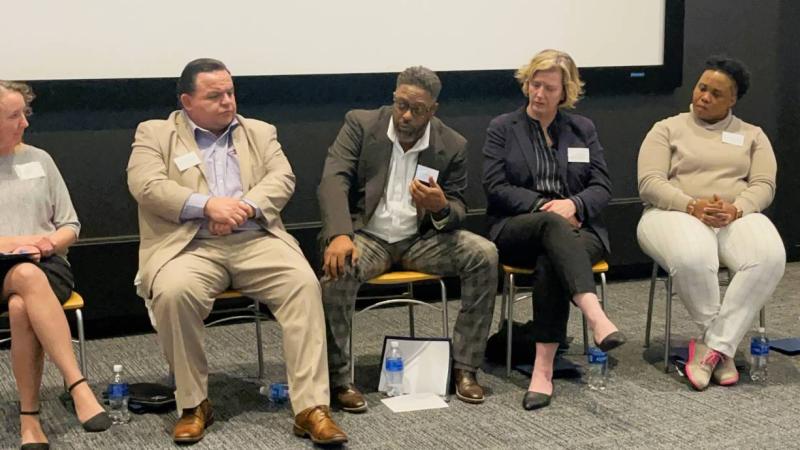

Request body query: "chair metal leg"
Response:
[500, 276, 509, 324]
[582, 315, 589, 355]
[645, 262, 658, 348]
[253, 299, 264, 380]
[506, 273, 514, 378]
[438, 280, 448, 338]
[76, 308, 87, 378]
[600, 273, 607, 309]
[663, 274, 673, 373]
[407, 283, 416, 338]
[349, 326, 355, 384]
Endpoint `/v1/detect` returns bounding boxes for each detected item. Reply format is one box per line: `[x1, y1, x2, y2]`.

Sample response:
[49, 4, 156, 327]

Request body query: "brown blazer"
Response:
[318, 106, 468, 244]
[127, 110, 301, 298]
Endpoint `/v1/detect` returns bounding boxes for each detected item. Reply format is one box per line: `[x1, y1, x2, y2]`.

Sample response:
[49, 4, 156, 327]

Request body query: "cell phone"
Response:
[414, 164, 439, 187]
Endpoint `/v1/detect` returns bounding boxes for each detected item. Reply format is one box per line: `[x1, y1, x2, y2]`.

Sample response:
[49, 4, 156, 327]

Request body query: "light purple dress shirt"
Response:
[179, 113, 263, 237]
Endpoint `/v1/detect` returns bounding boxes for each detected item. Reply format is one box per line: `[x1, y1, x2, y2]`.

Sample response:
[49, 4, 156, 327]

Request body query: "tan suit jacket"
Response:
[127, 110, 301, 298]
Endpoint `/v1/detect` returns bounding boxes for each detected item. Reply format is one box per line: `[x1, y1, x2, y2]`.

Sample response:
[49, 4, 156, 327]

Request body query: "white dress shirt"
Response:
[362, 118, 431, 243]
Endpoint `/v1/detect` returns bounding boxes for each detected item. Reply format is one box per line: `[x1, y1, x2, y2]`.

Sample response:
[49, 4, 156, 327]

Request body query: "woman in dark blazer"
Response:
[482, 49, 625, 410]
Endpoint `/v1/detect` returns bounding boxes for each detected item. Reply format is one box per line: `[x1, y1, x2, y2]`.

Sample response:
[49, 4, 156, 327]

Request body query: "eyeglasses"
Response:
[393, 95, 433, 117]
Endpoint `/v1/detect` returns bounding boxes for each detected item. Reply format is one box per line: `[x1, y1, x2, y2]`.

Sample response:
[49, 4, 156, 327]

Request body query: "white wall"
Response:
[4, 0, 665, 80]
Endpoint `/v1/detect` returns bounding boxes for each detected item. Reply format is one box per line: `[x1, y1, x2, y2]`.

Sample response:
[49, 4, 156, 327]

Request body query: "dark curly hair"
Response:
[704, 55, 750, 100]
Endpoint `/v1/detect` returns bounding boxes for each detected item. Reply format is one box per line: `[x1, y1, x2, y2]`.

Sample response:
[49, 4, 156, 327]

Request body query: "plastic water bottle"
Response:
[385, 341, 404, 396]
[586, 347, 608, 391]
[749, 327, 769, 383]
[266, 382, 290, 405]
[108, 364, 130, 424]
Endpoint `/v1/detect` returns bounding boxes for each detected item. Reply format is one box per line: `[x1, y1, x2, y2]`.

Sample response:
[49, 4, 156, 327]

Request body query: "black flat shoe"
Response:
[67, 378, 112, 432]
[595, 331, 627, 352]
[19, 408, 50, 450]
[21, 444, 49, 450]
[522, 391, 551, 410]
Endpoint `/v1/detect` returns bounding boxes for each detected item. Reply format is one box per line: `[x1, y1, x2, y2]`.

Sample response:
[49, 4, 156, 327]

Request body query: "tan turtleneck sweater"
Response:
[637, 107, 776, 215]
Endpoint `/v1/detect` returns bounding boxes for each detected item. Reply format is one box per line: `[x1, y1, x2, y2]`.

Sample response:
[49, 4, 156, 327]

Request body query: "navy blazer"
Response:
[482, 107, 612, 252]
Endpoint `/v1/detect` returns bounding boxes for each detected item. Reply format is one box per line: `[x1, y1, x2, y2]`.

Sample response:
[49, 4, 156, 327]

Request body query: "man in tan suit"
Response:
[126, 58, 346, 445]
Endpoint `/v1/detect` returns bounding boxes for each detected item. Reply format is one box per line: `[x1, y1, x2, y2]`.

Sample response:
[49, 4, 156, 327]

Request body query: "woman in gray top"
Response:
[1, 81, 110, 449]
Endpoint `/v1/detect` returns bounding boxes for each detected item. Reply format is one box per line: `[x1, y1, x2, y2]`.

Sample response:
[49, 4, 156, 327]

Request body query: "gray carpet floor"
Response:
[2, 262, 799, 449]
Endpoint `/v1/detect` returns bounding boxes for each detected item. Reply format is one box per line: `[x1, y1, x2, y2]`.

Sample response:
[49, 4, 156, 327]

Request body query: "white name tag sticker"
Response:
[174, 152, 202, 172]
[14, 162, 46, 180]
[567, 147, 590, 163]
[414, 164, 440, 185]
[722, 131, 744, 146]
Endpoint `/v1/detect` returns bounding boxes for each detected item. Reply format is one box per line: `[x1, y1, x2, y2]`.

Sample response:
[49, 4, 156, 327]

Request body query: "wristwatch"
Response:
[432, 205, 451, 221]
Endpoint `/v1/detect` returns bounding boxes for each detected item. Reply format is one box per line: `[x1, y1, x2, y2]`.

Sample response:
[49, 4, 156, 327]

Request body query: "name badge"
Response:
[722, 131, 744, 146]
[174, 152, 202, 172]
[14, 162, 46, 180]
[567, 147, 590, 163]
[414, 164, 440, 185]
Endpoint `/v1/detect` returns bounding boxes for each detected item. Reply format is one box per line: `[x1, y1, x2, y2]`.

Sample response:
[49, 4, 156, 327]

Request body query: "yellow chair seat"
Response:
[62, 291, 84, 310]
[367, 271, 441, 285]
[592, 261, 609, 273]
[215, 290, 243, 300]
[502, 260, 608, 275]
[501, 265, 535, 275]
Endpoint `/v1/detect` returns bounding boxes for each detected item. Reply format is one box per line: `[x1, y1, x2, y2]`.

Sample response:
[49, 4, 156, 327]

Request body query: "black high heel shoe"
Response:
[522, 391, 552, 410]
[19, 409, 49, 450]
[67, 378, 112, 432]
[595, 331, 627, 352]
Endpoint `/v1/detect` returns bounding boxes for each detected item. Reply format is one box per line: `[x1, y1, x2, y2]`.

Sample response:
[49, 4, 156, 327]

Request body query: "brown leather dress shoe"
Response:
[452, 368, 485, 404]
[331, 384, 368, 413]
[293, 405, 348, 445]
[173, 399, 214, 444]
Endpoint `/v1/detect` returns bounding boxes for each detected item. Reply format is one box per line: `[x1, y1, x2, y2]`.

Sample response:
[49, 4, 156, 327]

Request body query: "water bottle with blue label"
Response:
[586, 347, 608, 391]
[749, 327, 769, 383]
[385, 341, 404, 396]
[108, 364, 131, 424]
[268, 382, 290, 404]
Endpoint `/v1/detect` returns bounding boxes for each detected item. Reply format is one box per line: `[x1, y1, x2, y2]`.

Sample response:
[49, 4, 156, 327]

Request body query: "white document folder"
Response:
[378, 336, 452, 397]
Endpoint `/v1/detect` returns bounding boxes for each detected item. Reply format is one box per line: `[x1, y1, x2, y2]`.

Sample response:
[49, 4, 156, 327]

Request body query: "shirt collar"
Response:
[387, 117, 431, 153]
[522, 106, 563, 146]
[525, 108, 561, 143]
[689, 104, 733, 130]
[183, 110, 239, 140]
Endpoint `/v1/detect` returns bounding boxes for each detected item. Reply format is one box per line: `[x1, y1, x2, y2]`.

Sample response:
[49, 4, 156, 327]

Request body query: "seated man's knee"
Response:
[294, 264, 323, 294]
[460, 234, 498, 270]
[478, 240, 499, 268]
[151, 277, 203, 316]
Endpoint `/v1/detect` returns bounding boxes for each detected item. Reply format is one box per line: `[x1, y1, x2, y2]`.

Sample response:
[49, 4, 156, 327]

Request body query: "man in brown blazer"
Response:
[319, 66, 499, 412]
[126, 58, 346, 445]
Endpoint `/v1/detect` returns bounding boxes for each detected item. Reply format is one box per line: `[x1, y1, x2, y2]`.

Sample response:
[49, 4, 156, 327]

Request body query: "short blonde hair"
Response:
[515, 49, 584, 109]
[0, 81, 35, 108]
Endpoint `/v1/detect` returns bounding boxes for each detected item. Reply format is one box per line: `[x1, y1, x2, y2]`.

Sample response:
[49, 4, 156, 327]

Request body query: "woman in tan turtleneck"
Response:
[636, 56, 785, 392]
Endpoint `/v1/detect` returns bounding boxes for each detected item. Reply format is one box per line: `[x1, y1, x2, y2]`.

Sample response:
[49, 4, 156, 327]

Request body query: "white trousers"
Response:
[637, 209, 785, 357]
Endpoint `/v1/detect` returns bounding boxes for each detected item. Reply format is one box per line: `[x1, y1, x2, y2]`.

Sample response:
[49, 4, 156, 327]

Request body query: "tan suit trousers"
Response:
[148, 230, 329, 414]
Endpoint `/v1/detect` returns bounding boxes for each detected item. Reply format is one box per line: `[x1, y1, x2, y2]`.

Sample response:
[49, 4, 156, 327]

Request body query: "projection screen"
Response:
[3, 0, 666, 81]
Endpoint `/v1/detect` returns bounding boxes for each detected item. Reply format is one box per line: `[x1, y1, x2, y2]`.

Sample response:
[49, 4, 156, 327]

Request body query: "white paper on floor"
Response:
[381, 393, 449, 413]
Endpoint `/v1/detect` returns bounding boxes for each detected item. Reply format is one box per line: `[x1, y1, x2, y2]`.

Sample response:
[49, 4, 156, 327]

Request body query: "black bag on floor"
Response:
[485, 320, 571, 367]
[103, 382, 175, 414]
